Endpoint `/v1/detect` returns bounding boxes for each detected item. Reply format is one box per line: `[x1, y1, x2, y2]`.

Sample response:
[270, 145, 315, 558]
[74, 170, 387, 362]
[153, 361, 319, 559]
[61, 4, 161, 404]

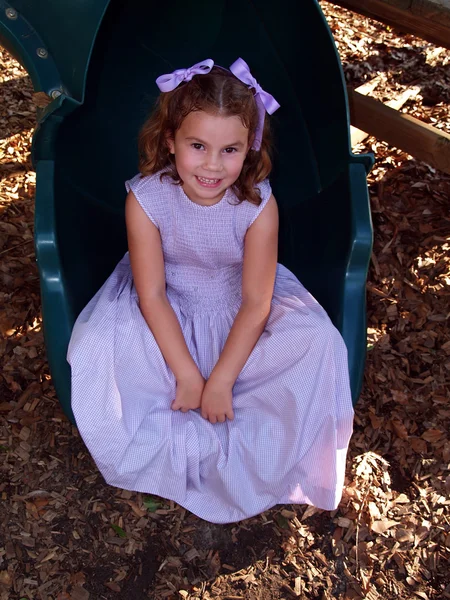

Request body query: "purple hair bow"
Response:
[156, 59, 214, 92]
[229, 58, 280, 151]
[155, 57, 280, 151]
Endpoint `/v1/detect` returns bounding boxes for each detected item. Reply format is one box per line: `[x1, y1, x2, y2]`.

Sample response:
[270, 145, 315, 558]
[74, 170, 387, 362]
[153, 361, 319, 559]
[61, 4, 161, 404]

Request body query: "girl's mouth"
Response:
[196, 176, 221, 188]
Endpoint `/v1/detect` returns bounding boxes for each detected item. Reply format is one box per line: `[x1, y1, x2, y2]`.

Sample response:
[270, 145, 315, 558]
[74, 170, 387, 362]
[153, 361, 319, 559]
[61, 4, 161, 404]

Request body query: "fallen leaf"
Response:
[410, 437, 428, 453]
[0, 571, 12, 586]
[125, 500, 147, 517]
[301, 505, 322, 520]
[69, 586, 90, 600]
[32, 92, 52, 107]
[336, 516, 352, 528]
[70, 572, 86, 586]
[143, 495, 162, 512]
[369, 412, 384, 428]
[421, 429, 443, 442]
[371, 520, 399, 534]
[110, 524, 126, 538]
[395, 528, 414, 543]
[391, 420, 408, 439]
[368, 501, 381, 520]
[208, 550, 221, 578]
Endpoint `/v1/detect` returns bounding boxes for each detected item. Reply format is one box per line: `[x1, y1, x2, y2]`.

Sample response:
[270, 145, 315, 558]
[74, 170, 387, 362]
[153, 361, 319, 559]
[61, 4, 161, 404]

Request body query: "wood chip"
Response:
[69, 586, 90, 600]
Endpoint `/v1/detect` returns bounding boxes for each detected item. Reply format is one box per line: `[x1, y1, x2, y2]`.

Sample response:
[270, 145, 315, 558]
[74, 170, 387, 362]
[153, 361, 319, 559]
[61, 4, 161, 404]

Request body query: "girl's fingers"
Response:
[172, 401, 195, 412]
[226, 409, 234, 421]
[201, 407, 234, 423]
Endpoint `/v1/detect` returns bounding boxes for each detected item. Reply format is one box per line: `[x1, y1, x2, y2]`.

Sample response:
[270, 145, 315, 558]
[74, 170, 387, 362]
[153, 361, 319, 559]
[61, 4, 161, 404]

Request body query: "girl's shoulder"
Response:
[234, 178, 273, 230]
[125, 171, 172, 228]
[125, 170, 171, 196]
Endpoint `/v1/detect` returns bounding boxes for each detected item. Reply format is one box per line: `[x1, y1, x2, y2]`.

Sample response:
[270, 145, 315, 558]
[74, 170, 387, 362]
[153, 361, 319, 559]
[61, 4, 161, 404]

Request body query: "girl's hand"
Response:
[201, 379, 234, 424]
[171, 371, 205, 412]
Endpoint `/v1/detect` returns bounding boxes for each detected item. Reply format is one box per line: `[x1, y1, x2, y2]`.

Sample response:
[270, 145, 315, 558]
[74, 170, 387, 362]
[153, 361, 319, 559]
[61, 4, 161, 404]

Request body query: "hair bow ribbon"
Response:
[230, 58, 280, 151]
[156, 59, 215, 92]
[155, 57, 280, 151]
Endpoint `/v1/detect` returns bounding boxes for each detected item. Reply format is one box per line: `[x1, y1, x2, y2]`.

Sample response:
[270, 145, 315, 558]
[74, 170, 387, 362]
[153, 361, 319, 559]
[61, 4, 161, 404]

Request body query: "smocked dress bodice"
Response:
[125, 172, 271, 314]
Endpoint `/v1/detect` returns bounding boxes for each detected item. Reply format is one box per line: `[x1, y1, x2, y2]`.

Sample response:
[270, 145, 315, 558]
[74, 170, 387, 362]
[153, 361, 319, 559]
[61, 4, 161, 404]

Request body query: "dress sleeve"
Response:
[125, 173, 159, 229]
[247, 179, 273, 228]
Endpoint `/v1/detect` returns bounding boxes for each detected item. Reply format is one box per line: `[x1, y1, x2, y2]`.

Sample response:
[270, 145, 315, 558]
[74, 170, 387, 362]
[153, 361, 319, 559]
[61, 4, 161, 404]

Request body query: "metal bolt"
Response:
[51, 90, 61, 99]
[36, 48, 48, 59]
[6, 7, 18, 19]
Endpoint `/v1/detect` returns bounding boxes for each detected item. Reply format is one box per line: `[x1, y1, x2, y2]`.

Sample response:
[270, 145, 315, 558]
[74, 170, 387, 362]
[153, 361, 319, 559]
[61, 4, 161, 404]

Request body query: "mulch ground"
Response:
[1, 3, 449, 599]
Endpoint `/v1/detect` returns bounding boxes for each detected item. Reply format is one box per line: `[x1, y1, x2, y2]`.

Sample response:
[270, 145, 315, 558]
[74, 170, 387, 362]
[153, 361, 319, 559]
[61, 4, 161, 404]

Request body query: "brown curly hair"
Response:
[138, 66, 273, 206]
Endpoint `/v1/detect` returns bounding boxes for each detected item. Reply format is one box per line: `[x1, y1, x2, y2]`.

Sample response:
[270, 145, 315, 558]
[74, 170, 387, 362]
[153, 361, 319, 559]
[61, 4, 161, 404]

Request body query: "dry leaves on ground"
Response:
[0, 4, 449, 599]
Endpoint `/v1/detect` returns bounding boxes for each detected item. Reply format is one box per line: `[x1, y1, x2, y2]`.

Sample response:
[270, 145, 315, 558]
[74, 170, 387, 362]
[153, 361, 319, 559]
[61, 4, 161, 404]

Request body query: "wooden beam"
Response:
[348, 88, 450, 174]
[325, 0, 450, 49]
[350, 86, 420, 146]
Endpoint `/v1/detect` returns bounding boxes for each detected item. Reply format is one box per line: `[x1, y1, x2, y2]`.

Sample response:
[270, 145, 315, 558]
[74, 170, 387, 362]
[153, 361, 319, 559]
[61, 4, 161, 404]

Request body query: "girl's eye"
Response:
[224, 147, 237, 154]
[192, 143, 204, 150]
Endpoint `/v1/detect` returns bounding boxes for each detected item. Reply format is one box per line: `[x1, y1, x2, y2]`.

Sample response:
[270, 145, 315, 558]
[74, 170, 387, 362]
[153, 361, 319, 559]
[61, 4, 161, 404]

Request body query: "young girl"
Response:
[67, 58, 354, 524]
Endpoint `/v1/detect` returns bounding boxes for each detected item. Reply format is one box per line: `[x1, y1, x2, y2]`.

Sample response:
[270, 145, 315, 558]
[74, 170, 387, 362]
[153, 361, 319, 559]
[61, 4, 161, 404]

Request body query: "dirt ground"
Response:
[1, 2, 449, 599]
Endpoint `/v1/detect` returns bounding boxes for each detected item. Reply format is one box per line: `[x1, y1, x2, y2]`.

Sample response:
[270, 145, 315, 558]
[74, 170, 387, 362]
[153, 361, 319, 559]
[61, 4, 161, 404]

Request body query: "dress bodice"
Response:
[125, 172, 272, 313]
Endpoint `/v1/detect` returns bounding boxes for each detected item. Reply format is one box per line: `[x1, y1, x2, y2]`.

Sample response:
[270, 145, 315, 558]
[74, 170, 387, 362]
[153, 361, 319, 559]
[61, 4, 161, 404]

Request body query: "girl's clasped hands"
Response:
[171, 370, 234, 423]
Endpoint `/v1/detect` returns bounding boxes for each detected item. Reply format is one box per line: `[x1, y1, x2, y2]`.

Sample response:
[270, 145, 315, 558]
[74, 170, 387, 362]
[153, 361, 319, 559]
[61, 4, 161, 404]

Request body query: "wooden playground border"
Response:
[324, 0, 450, 174]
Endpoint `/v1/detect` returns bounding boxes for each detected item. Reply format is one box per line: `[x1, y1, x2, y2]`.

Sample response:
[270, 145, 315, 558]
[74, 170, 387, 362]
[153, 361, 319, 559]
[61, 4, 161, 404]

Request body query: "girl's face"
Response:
[167, 110, 250, 206]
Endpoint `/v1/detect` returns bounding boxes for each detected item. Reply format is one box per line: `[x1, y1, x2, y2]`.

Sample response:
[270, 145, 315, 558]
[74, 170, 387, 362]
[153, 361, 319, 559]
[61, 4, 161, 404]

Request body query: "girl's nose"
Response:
[203, 151, 223, 171]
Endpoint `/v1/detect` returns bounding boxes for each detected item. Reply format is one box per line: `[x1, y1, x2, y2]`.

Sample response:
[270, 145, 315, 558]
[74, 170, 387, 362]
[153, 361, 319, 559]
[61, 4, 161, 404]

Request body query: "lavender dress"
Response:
[67, 172, 354, 524]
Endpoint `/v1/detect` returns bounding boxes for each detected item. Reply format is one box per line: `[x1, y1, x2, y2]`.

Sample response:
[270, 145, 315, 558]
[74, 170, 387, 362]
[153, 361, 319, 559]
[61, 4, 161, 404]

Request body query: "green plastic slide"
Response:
[0, 0, 374, 421]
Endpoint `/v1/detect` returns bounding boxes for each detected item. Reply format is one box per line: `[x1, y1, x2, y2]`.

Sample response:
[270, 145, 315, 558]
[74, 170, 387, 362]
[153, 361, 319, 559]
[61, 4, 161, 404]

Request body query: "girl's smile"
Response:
[167, 111, 250, 206]
[196, 176, 221, 186]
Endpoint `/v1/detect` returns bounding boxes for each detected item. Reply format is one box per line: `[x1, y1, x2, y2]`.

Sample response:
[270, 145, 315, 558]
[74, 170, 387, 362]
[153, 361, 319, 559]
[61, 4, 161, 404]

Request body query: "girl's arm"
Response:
[126, 191, 204, 410]
[201, 195, 279, 423]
